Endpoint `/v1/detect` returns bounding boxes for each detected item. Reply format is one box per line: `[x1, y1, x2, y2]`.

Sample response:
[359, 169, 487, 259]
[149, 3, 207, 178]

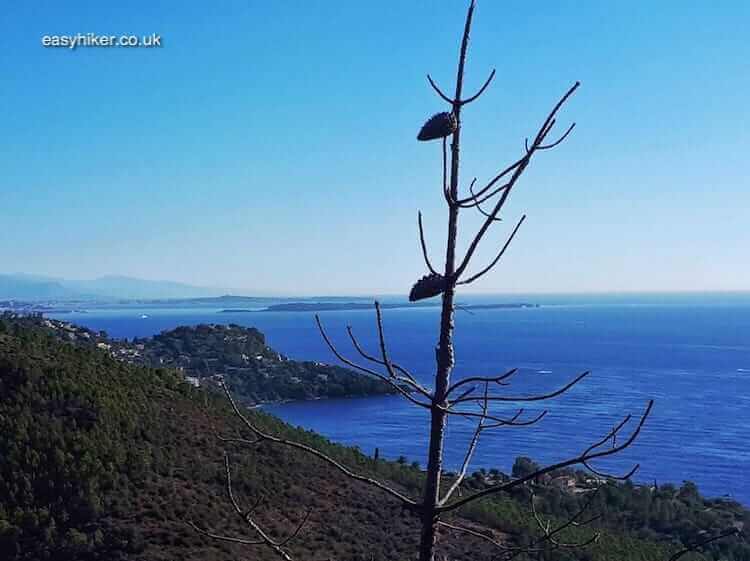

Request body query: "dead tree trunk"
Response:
[418, 7, 471, 556]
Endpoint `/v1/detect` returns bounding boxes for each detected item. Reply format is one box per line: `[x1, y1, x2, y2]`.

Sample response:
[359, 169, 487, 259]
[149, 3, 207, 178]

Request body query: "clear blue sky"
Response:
[2, 1, 748, 295]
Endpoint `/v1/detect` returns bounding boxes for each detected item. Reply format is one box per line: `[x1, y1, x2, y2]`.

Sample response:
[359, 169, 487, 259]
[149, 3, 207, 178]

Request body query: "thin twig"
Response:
[418, 211, 439, 275]
[446, 368, 518, 397]
[457, 214, 526, 285]
[448, 371, 588, 404]
[427, 74, 454, 104]
[461, 68, 496, 105]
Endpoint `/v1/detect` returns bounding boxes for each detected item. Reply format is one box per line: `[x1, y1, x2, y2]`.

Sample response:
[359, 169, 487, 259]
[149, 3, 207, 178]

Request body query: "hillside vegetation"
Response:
[0, 315, 746, 560]
[21, 315, 396, 405]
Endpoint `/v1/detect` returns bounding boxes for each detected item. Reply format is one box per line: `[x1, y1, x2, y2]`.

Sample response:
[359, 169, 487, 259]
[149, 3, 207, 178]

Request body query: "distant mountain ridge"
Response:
[0, 274, 79, 300]
[0, 273, 389, 304]
[0, 273, 228, 300]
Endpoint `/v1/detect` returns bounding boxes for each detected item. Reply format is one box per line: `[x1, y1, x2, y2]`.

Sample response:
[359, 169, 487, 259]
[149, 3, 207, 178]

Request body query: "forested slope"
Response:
[0, 316, 746, 560]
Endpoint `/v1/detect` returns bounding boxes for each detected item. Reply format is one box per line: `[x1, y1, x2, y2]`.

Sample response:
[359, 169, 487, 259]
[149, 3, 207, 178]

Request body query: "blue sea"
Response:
[48, 293, 750, 504]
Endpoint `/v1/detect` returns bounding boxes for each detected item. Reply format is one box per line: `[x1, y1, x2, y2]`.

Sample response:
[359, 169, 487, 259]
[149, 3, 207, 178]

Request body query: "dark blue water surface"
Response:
[49, 293, 750, 504]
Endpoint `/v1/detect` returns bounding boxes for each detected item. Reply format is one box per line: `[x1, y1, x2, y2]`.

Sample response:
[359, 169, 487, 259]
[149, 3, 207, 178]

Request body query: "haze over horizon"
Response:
[2, 1, 748, 294]
[2, 272, 750, 302]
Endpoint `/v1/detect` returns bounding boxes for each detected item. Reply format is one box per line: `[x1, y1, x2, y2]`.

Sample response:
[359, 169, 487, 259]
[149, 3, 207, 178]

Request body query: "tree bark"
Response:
[418, 25, 467, 554]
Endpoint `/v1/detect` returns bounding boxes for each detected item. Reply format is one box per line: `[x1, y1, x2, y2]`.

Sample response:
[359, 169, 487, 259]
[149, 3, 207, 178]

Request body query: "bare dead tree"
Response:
[192, 2, 741, 560]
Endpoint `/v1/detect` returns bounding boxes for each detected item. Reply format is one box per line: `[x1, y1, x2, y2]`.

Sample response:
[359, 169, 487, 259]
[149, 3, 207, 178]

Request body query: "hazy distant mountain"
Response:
[0, 274, 80, 300]
[0, 274, 228, 301]
[63, 275, 225, 300]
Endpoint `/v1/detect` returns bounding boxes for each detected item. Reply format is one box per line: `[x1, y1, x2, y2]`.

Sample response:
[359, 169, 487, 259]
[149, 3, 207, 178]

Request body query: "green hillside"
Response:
[0, 315, 460, 561]
[0, 315, 746, 560]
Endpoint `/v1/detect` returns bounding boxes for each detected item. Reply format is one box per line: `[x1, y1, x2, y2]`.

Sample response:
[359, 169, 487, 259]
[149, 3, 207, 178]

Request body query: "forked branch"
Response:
[346, 324, 433, 400]
[316, 313, 432, 409]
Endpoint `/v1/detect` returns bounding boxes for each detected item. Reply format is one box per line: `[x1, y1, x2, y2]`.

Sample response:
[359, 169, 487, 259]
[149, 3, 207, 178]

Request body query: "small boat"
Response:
[140, 314, 149, 319]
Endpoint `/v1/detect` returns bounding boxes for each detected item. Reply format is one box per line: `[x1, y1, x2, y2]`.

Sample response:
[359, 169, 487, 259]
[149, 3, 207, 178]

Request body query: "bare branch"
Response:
[465, 182, 511, 210]
[449, 371, 589, 405]
[461, 68, 496, 105]
[219, 382, 420, 509]
[527, 119, 557, 154]
[346, 324, 434, 400]
[217, 431, 262, 446]
[442, 137, 454, 206]
[457, 214, 526, 285]
[454, 156, 525, 205]
[418, 211, 439, 275]
[534, 82, 580, 146]
[441, 405, 547, 431]
[427, 74, 454, 104]
[440, 384, 489, 504]
[582, 458, 640, 481]
[450, 384, 479, 403]
[453, 0, 476, 104]
[520, 487, 602, 556]
[374, 301, 409, 384]
[446, 368, 518, 398]
[453, 157, 528, 279]
[538, 122, 576, 150]
[482, 409, 548, 430]
[439, 400, 653, 512]
[456, 179, 505, 224]
[315, 314, 432, 409]
[438, 520, 515, 552]
[440, 485, 603, 561]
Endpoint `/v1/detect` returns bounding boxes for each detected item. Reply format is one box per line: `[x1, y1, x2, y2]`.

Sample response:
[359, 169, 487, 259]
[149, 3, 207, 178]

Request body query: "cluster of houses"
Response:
[468, 467, 611, 495]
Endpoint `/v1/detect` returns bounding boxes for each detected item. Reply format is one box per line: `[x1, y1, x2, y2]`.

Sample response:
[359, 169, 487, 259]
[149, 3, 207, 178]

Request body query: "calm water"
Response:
[49, 293, 750, 504]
